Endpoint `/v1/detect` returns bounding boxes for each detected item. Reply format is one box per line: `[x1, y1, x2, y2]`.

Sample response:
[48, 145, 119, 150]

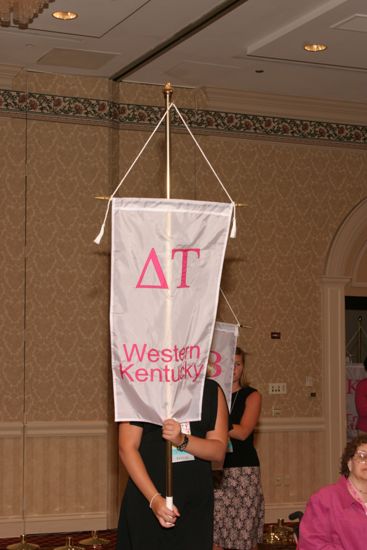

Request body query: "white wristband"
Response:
[149, 492, 160, 508]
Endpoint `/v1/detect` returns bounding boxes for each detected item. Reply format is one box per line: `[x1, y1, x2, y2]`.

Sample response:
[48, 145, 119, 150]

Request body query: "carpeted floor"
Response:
[0, 530, 117, 550]
[0, 528, 297, 550]
[258, 545, 296, 549]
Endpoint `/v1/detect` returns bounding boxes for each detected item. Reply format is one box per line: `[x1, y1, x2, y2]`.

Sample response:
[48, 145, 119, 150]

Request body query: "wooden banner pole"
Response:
[163, 82, 173, 508]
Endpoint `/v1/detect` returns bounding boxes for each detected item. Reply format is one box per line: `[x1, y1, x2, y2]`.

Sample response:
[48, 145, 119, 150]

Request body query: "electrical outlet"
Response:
[275, 475, 282, 487]
[269, 383, 287, 394]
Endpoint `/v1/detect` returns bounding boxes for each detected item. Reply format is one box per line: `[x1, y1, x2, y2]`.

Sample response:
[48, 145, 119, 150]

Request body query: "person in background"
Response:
[298, 434, 367, 550]
[355, 356, 367, 436]
[116, 377, 228, 550]
[213, 346, 264, 550]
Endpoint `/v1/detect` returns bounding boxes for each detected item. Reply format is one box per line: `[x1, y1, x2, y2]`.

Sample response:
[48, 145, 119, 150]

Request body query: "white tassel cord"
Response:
[220, 288, 241, 328]
[172, 103, 236, 238]
[94, 101, 238, 244]
[94, 103, 174, 244]
[219, 288, 251, 329]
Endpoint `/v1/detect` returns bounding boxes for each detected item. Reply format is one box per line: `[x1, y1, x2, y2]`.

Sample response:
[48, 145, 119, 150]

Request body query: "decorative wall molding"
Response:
[0, 64, 22, 90]
[257, 417, 325, 433]
[24, 512, 107, 535]
[0, 418, 324, 437]
[321, 279, 348, 482]
[0, 517, 24, 538]
[25, 420, 109, 437]
[325, 198, 367, 277]
[265, 501, 306, 524]
[1, 513, 108, 538]
[353, 241, 367, 286]
[202, 87, 367, 125]
[321, 199, 367, 482]
[0, 513, 109, 537]
[0, 422, 23, 437]
[0, 88, 366, 146]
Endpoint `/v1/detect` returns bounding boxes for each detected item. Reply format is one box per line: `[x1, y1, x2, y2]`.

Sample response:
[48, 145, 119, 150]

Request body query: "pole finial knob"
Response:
[163, 82, 173, 95]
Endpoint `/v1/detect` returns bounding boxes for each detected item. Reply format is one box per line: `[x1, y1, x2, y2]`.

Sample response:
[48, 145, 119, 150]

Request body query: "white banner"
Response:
[110, 198, 233, 424]
[207, 322, 238, 409]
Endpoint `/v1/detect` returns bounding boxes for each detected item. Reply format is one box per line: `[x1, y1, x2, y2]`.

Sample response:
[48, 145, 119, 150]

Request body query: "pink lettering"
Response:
[208, 350, 222, 378]
[123, 343, 147, 362]
[172, 248, 200, 288]
[135, 368, 148, 382]
[147, 348, 159, 362]
[119, 363, 134, 381]
[161, 348, 173, 362]
[346, 379, 359, 394]
[118, 360, 205, 383]
[136, 248, 168, 289]
[121, 343, 201, 363]
[150, 368, 163, 382]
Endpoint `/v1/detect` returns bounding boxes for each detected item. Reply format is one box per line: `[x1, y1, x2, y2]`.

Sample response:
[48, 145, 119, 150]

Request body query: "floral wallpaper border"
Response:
[0, 89, 366, 145]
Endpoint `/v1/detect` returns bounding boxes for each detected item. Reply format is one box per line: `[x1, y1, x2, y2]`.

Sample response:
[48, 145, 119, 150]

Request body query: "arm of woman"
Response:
[229, 390, 261, 441]
[162, 385, 228, 463]
[118, 422, 180, 527]
[298, 494, 344, 550]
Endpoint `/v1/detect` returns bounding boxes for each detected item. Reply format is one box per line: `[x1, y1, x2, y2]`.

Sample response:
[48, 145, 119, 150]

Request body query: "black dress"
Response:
[116, 378, 219, 550]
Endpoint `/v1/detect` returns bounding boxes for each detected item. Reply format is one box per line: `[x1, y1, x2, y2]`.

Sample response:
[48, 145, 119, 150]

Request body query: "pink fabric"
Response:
[355, 378, 367, 432]
[298, 476, 367, 549]
[347, 478, 367, 513]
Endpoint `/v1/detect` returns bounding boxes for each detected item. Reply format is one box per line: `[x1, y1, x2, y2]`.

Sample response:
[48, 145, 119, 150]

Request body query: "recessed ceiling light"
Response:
[52, 11, 78, 21]
[303, 43, 327, 52]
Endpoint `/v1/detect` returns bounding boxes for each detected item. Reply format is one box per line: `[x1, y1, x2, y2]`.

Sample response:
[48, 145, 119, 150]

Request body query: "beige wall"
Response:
[0, 71, 366, 535]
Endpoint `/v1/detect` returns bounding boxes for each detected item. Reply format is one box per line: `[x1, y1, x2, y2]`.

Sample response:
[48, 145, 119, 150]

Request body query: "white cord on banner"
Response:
[94, 103, 174, 244]
[220, 288, 241, 327]
[172, 103, 237, 238]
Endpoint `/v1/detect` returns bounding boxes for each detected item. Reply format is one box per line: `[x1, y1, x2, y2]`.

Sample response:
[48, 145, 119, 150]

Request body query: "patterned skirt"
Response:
[213, 466, 264, 550]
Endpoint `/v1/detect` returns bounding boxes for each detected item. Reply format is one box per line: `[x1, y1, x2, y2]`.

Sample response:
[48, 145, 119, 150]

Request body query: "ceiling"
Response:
[1, 0, 367, 104]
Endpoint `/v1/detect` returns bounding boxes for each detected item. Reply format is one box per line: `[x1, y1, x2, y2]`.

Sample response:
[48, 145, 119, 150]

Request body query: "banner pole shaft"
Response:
[164, 82, 173, 199]
[164, 82, 173, 506]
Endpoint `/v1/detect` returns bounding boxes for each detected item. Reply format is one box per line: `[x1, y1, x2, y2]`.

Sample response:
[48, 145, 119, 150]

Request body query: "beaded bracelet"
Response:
[176, 433, 189, 451]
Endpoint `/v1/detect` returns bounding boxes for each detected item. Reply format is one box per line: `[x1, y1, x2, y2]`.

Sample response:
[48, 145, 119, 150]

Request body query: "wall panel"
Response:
[256, 418, 325, 522]
[0, 423, 23, 536]
[23, 422, 110, 534]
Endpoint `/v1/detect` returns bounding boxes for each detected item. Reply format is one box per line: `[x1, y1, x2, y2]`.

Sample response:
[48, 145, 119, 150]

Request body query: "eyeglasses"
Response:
[353, 451, 367, 464]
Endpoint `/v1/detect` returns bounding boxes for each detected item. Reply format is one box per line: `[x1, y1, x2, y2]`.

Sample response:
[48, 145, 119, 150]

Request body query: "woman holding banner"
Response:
[116, 377, 228, 550]
[213, 346, 264, 550]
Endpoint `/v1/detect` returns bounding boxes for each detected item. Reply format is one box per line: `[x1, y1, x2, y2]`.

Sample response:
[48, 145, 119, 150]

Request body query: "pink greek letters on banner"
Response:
[110, 198, 233, 425]
[207, 322, 238, 409]
[136, 247, 200, 289]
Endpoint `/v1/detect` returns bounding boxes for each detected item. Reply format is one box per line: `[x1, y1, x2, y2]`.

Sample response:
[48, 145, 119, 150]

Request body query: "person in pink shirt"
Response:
[355, 357, 367, 435]
[298, 434, 367, 550]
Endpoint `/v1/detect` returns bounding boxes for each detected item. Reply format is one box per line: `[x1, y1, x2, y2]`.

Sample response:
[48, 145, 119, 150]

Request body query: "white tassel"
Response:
[230, 207, 236, 238]
[94, 222, 105, 245]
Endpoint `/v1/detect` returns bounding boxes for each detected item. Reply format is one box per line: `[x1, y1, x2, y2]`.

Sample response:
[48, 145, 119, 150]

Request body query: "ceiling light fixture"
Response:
[0, 0, 54, 28]
[303, 43, 327, 52]
[52, 10, 78, 21]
